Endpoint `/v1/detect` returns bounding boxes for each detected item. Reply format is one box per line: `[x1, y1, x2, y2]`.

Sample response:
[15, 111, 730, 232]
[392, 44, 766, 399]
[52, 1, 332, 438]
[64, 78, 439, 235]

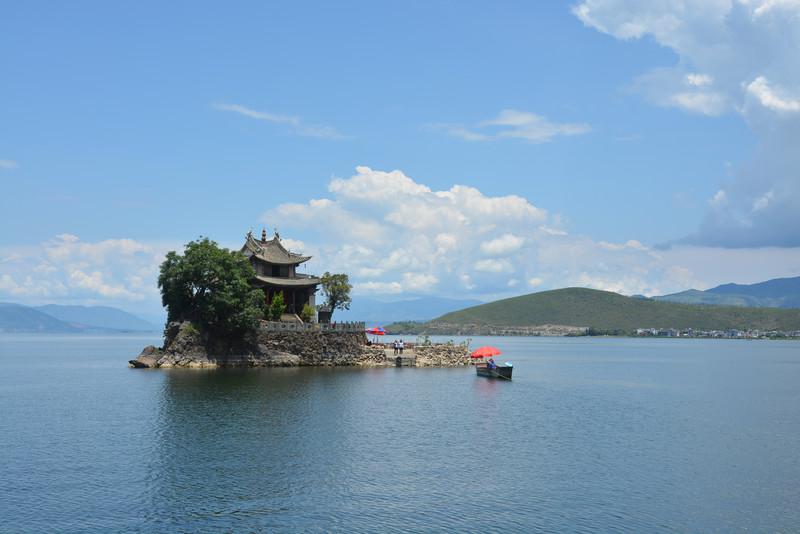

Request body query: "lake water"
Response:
[1, 334, 799, 532]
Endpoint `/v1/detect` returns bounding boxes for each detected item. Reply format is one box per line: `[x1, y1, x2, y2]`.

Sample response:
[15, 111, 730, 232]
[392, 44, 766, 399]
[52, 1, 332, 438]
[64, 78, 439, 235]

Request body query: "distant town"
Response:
[633, 328, 800, 339]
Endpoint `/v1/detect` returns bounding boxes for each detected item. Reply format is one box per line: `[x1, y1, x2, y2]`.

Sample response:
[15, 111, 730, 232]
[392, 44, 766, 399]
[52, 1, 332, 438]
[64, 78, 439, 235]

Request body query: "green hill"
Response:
[410, 288, 800, 333]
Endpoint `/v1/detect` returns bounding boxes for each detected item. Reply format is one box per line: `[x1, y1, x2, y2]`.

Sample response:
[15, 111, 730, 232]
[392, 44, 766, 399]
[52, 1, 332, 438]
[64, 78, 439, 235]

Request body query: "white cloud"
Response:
[69, 269, 142, 300]
[402, 272, 439, 292]
[631, 67, 729, 116]
[214, 102, 348, 139]
[474, 258, 514, 273]
[687, 73, 714, 87]
[752, 190, 774, 211]
[573, 0, 800, 247]
[480, 234, 525, 256]
[746, 0, 800, 17]
[710, 189, 728, 207]
[0, 234, 168, 306]
[0, 160, 18, 170]
[434, 109, 591, 143]
[354, 281, 403, 294]
[746, 76, 800, 113]
[430, 124, 490, 141]
[329, 166, 431, 201]
[261, 166, 785, 299]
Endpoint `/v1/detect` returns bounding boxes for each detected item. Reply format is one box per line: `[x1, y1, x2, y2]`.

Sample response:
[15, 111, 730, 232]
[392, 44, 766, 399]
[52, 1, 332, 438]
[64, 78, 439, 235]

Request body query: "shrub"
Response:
[300, 304, 315, 323]
[268, 292, 286, 321]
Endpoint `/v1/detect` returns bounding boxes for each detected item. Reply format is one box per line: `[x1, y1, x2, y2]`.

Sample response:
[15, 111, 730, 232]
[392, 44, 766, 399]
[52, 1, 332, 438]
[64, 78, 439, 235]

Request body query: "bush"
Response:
[300, 304, 315, 323]
[268, 292, 286, 321]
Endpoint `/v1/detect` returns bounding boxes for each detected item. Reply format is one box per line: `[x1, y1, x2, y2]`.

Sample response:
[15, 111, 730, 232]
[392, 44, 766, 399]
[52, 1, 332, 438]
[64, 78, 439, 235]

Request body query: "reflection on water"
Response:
[1, 335, 800, 531]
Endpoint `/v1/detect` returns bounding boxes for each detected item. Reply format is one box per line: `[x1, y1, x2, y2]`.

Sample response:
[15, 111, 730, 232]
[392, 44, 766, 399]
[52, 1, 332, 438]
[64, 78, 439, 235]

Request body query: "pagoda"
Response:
[241, 229, 321, 317]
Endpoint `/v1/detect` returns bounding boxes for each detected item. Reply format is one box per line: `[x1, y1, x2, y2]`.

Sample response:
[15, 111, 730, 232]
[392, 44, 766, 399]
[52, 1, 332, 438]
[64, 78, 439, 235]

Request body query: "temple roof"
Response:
[241, 230, 311, 265]
[253, 274, 321, 287]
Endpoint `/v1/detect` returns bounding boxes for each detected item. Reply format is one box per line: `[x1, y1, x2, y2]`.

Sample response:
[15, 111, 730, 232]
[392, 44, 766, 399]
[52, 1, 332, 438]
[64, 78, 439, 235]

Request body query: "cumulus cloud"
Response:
[746, 76, 800, 113]
[573, 0, 800, 247]
[480, 234, 525, 255]
[433, 109, 591, 143]
[260, 166, 766, 299]
[0, 234, 169, 307]
[214, 102, 348, 140]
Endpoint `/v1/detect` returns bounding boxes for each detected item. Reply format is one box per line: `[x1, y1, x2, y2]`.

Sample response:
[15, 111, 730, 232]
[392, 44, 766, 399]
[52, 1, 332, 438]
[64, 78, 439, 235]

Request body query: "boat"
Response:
[475, 363, 513, 380]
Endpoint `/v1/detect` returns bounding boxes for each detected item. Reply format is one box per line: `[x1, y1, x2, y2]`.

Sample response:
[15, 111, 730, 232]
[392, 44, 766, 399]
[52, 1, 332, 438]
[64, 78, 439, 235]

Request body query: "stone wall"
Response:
[414, 343, 471, 367]
[129, 321, 469, 369]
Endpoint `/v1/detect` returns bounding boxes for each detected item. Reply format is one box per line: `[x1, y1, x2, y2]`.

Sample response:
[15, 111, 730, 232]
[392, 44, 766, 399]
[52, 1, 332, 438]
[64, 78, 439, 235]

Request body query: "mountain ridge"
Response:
[657, 275, 800, 308]
[0, 302, 159, 333]
[386, 287, 800, 334]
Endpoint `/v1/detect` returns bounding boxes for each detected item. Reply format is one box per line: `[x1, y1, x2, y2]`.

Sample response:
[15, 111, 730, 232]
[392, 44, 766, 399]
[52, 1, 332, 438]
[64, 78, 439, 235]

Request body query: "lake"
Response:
[1, 334, 799, 532]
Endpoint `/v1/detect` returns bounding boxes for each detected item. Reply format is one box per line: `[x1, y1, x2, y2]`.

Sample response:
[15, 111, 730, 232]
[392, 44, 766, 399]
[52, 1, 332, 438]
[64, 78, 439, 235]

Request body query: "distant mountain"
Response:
[657, 276, 800, 308]
[334, 296, 483, 325]
[0, 302, 159, 333]
[35, 304, 158, 331]
[0, 303, 79, 333]
[386, 287, 800, 334]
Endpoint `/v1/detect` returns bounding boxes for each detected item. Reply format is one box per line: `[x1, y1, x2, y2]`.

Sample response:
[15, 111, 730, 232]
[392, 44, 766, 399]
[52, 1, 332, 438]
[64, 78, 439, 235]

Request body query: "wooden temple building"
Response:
[241, 229, 321, 316]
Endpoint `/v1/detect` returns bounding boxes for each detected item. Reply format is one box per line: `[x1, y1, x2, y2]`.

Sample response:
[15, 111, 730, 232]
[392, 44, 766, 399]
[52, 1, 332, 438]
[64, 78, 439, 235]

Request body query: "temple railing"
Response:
[259, 320, 366, 333]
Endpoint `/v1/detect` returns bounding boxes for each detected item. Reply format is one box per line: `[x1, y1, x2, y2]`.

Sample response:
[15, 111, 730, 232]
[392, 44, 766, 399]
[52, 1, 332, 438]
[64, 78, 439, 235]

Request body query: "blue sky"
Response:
[2, 1, 799, 317]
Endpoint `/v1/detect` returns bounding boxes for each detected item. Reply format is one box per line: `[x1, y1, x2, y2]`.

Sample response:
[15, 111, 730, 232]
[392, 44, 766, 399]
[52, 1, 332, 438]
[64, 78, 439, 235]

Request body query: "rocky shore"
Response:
[129, 320, 471, 369]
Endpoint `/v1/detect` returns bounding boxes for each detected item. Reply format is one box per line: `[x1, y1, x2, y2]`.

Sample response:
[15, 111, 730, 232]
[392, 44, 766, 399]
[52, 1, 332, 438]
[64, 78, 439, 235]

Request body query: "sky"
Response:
[1, 0, 800, 319]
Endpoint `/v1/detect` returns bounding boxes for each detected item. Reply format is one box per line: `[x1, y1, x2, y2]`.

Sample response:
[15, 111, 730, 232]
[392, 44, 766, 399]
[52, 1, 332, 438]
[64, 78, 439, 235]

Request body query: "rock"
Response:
[265, 350, 301, 366]
[128, 345, 163, 368]
[131, 320, 470, 369]
[414, 343, 470, 366]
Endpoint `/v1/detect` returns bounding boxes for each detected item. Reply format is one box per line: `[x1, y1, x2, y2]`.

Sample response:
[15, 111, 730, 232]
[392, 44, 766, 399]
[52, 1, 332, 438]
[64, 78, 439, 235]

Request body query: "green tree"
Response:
[320, 272, 352, 319]
[158, 237, 265, 336]
[300, 303, 316, 323]
[268, 292, 286, 321]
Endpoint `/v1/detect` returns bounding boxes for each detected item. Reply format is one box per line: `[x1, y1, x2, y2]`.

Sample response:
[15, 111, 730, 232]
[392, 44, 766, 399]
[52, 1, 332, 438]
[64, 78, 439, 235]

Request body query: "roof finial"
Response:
[274, 226, 280, 240]
[261, 227, 267, 243]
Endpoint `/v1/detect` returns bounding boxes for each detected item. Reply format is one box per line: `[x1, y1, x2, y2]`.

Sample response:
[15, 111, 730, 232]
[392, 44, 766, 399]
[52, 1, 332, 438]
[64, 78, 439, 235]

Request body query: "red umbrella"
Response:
[366, 327, 386, 335]
[470, 346, 502, 358]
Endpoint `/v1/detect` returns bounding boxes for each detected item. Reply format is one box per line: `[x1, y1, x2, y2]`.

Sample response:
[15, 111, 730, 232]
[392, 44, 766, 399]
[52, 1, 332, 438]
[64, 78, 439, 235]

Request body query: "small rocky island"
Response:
[129, 320, 470, 368]
[130, 230, 470, 369]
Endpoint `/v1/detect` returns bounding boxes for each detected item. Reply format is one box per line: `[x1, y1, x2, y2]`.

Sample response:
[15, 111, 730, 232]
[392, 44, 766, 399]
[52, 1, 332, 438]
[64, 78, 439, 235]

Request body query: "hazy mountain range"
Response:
[655, 276, 800, 309]
[0, 303, 159, 333]
[2, 276, 798, 333]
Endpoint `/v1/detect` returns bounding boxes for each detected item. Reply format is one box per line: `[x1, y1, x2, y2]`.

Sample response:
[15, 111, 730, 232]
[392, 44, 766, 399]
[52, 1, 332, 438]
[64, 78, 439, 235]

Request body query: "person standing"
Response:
[399, 339, 404, 355]
[393, 339, 399, 355]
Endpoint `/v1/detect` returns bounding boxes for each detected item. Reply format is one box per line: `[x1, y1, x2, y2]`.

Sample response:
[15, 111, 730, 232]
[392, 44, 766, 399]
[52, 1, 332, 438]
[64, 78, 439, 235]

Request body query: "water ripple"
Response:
[2, 335, 800, 532]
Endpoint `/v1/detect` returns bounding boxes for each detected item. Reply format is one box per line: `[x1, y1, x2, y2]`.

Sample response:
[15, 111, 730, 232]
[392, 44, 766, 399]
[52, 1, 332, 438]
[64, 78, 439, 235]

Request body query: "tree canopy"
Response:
[320, 272, 352, 317]
[158, 238, 265, 336]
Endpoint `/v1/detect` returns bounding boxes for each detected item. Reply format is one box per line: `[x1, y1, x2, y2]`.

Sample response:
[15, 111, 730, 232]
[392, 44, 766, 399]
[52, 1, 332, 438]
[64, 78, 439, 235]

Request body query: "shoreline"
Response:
[128, 320, 472, 369]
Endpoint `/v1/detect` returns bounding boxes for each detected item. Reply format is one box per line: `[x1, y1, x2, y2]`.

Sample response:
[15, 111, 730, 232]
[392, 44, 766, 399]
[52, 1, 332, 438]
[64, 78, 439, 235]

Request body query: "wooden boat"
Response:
[475, 363, 513, 380]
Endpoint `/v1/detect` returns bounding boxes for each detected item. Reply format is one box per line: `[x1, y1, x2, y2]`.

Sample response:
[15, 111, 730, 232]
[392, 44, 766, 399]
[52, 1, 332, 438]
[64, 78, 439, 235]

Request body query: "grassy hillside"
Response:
[431, 288, 800, 332]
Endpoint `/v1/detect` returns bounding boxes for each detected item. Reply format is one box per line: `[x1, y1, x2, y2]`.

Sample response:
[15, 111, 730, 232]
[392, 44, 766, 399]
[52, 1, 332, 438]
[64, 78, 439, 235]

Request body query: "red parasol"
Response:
[470, 346, 502, 359]
[366, 327, 386, 335]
